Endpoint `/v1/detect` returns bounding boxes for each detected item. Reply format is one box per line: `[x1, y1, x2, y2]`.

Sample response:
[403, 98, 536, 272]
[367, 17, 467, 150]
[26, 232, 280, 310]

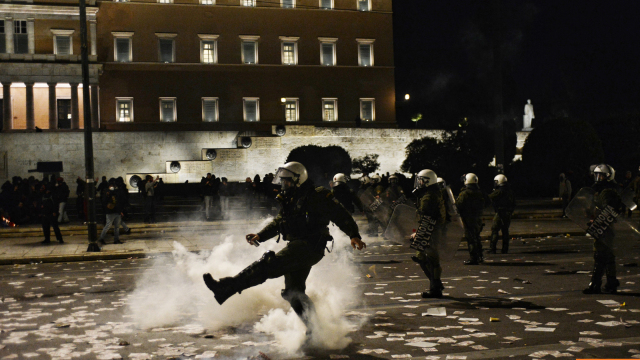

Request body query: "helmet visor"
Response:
[414, 176, 425, 190]
[273, 167, 297, 186]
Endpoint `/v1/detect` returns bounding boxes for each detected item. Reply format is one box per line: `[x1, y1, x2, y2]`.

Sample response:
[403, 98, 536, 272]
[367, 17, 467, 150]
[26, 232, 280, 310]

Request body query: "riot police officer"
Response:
[456, 173, 487, 265]
[203, 162, 366, 332]
[411, 169, 446, 298]
[331, 173, 364, 213]
[583, 164, 624, 294]
[488, 174, 516, 254]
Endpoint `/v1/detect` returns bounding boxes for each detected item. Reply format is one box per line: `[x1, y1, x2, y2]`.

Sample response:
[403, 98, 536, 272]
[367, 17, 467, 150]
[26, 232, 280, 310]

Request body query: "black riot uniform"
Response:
[332, 182, 364, 213]
[489, 183, 516, 254]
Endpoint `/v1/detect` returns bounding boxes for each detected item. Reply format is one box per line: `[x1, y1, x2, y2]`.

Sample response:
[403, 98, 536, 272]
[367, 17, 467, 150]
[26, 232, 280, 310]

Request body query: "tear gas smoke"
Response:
[127, 218, 368, 356]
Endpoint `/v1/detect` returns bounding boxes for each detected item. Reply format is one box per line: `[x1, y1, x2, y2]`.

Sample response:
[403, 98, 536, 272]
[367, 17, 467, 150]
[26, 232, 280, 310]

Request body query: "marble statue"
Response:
[523, 99, 535, 130]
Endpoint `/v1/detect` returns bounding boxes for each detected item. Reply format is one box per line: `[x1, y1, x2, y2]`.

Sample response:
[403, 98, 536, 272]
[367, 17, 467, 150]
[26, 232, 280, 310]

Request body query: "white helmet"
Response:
[371, 174, 381, 183]
[494, 174, 507, 186]
[436, 177, 446, 188]
[463, 173, 478, 185]
[415, 169, 437, 190]
[592, 164, 613, 183]
[274, 161, 308, 188]
[333, 173, 347, 184]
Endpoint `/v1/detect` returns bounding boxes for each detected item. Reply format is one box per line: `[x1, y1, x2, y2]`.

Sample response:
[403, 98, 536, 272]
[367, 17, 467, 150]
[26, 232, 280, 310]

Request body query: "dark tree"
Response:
[286, 145, 352, 187]
[594, 113, 640, 176]
[351, 154, 380, 177]
[518, 118, 604, 196]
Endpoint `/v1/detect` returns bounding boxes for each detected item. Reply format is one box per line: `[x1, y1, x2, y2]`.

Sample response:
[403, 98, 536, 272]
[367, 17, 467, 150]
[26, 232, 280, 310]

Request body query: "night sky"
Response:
[392, 0, 640, 129]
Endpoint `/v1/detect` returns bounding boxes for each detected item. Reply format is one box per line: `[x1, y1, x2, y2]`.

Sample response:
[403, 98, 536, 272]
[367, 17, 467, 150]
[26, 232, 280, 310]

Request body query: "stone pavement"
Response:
[0, 215, 585, 265]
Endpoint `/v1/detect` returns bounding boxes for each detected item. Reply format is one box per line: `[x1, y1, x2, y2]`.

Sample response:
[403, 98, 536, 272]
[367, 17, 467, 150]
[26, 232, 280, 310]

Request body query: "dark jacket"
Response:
[258, 181, 361, 242]
[332, 183, 363, 213]
[201, 177, 219, 196]
[54, 182, 70, 203]
[489, 184, 516, 213]
[417, 184, 446, 222]
[102, 188, 123, 214]
[456, 184, 486, 219]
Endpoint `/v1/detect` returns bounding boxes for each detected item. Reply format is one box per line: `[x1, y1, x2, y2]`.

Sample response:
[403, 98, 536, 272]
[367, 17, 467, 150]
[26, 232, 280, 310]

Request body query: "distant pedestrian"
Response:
[559, 173, 572, 217]
[54, 177, 70, 223]
[219, 177, 230, 219]
[40, 186, 63, 244]
[144, 175, 159, 223]
[99, 181, 124, 245]
[201, 173, 217, 221]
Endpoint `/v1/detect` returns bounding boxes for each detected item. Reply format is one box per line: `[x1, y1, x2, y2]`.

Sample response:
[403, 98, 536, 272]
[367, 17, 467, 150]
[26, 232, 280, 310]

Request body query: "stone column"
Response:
[70, 83, 79, 129]
[89, 20, 97, 56]
[90, 84, 99, 129]
[2, 82, 12, 131]
[5, 17, 13, 54]
[25, 82, 35, 130]
[48, 83, 57, 129]
[27, 18, 35, 54]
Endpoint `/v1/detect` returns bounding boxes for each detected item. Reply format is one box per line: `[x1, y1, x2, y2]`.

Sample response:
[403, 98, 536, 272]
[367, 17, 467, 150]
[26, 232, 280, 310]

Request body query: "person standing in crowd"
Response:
[202, 173, 216, 221]
[99, 180, 124, 245]
[559, 173, 572, 217]
[76, 177, 86, 222]
[40, 185, 63, 244]
[411, 169, 446, 298]
[331, 173, 364, 214]
[203, 162, 366, 338]
[54, 177, 70, 223]
[488, 174, 516, 254]
[583, 164, 624, 294]
[456, 173, 486, 265]
[219, 177, 230, 219]
[144, 175, 159, 223]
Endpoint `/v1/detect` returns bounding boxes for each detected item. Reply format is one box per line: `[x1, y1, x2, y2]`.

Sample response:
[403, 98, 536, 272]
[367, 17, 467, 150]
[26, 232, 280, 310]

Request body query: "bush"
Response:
[286, 145, 352, 187]
[352, 154, 381, 177]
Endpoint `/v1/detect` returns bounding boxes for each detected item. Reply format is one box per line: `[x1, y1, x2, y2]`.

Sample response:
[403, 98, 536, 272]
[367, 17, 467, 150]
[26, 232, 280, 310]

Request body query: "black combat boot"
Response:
[203, 274, 239, 305]
[603, 277, 620, 294]
[464, 258, 480, 265]
[583, 261, 605, 295]
[422, 279, 444, 298]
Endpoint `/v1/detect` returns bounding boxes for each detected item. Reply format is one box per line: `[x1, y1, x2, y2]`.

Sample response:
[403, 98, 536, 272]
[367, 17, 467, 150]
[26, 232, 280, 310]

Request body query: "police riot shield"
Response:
[443, 186, 465, 259]
[383, 204, 417, 242]
[621, 186, 638, 211]
[565, 187, 595, 232]
[359, 187, 394, 227]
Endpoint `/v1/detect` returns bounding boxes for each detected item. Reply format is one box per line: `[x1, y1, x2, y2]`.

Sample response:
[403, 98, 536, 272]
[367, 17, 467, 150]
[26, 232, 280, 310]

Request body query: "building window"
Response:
[201, 0, 214, 3]
[158, 0, 173, 3]
[319, 38, 337, 66]
[280, 37, 299, 65]
[283, 98, 299, 122]
[240, 35, 259, 64]
[281, 0, 295, 8]
[202, 98, 219, 122]
[14, 20, 28, 54]
[322, 98, 337, 121]
[243, 98, 259, 122]
[199, 35, 219, 64]
[241, 0, 255, 6]
[0, 21, 6, 53]
[319, 0, 333, 9]
[360, 98, 375, 121]
[158, 38, 175, 63]
[160, 98, 177, 122]
[357, 39, 374, 66]
[116, 98, 133, 122]
[113, 32, 133, 62]
[358, 0, 371, 11]
[52, 29, 75, 56]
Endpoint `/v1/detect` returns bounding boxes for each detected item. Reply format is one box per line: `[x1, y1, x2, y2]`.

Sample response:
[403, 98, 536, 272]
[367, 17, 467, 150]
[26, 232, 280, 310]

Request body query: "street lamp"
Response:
[404, 94, 410, 101]
[280, 97, 286, 104]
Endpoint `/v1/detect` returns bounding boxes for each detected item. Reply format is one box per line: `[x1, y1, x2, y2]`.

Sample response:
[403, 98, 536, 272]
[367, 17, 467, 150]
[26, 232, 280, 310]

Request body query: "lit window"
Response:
[360, 98, 375, 121]
[280, 37, 299, 65]
[116, 98, 133, 122]
[322, 98, 337, 121]
[243, 98, 260, 122]
[320, 0, 333, 9]
[242, 0, 255, 6]
[201, 0, 214, 4]
[112, 32, 133, 62]
[52, 29, 75, 56]
[282, 0, 295, 8]
[158, 0, 173, 3]
[240, 35, 259, 64]
[160, 98, 177, 122]
[357, 39, 374, 66]
[199, 35, 219, 64]
[283, 98, 299, 122]
[158, 38, 174, 63]
[319, 37, 337, 66]
[14, 20, 28, 54]
[202, 98, 219, 122]
[358, 0, 370, 11]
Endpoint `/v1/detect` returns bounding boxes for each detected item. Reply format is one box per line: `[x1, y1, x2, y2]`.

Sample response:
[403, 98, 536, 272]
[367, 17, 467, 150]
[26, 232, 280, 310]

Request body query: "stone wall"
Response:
[0, 126, 451, 185]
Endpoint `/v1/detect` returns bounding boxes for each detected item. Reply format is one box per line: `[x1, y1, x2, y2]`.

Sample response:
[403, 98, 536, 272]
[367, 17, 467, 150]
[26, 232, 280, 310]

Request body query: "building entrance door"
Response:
[57, 99, 71, 129]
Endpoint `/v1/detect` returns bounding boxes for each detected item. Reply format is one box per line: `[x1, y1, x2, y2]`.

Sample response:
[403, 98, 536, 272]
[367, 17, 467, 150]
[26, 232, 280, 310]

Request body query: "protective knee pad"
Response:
[237, 250, 276, 284]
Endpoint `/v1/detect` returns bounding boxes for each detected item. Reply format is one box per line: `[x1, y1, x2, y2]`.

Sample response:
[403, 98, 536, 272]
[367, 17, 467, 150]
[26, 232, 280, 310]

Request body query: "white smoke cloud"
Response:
[127, 219, 368, 357]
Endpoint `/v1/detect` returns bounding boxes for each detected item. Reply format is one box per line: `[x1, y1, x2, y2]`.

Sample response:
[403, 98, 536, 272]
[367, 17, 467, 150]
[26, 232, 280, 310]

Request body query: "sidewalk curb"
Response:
[0, 230, 588, 266]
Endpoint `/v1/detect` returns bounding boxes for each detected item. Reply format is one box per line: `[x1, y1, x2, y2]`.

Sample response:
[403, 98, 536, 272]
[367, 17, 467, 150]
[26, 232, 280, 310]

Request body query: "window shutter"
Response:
[359, 44, 371, 66]
[203, 100, 217, 122]
[162, 100, 174, 122]
[245, 101, 257, 121]
[160, 39, 173, 62]
[362, 101, 373, 121]
[116, 38, 130, 62]
[56, 36, 71, 55]
[243, 42, 255, 64]
[322, 43, 334, 65]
